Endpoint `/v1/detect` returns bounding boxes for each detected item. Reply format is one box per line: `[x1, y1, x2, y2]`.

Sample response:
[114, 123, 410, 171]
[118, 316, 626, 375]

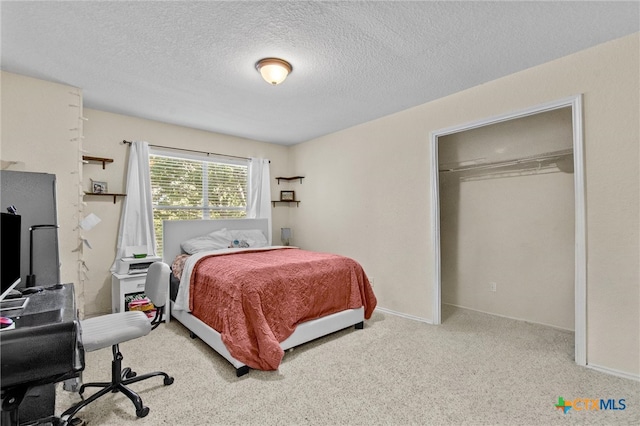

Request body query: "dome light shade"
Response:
[256, 58, 292, 85]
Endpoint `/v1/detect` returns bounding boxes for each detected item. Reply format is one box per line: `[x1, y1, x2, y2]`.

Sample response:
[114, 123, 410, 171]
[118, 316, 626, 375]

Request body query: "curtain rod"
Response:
[122, 140, 252, 162]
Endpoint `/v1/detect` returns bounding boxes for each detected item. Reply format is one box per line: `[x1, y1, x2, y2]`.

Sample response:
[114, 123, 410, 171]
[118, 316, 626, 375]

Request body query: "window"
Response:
[149, 150, 248, 254]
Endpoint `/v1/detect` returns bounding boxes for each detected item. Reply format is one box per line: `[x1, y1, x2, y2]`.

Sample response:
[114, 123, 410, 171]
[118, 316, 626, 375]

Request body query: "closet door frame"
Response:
[429, 95, 586, 366]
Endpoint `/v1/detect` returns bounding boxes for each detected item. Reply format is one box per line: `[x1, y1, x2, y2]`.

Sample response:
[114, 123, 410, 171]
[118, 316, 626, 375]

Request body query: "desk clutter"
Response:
[0, 283, 83, 425]
[127, 295, 157, 319]
[0, 316, 15, 330]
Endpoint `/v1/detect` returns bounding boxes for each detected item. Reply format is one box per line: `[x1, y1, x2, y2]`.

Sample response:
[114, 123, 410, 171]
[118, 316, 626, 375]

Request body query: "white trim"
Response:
[375, 306, 433, 325]
[430, 135, 442, 325]
[587, 364, 640, 382]
[571, 96, 587, 366]
[429, 95, 586, 366]
[430, 96, 581, 138]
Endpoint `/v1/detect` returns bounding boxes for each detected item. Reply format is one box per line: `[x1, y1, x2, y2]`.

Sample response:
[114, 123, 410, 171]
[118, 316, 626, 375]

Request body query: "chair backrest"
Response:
[144, 262, 170, 308]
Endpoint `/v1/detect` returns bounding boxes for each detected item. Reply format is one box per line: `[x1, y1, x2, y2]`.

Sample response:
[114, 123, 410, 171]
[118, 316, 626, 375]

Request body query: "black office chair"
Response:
[60, 262, 174, 425]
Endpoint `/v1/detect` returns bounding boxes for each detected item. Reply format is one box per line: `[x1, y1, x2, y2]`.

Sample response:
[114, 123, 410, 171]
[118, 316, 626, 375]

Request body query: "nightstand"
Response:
[111, 272, 170, 323]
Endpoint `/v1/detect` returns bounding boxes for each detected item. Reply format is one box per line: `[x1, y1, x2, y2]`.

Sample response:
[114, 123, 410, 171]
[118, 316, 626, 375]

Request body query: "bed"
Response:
[162, 218, 376, 376]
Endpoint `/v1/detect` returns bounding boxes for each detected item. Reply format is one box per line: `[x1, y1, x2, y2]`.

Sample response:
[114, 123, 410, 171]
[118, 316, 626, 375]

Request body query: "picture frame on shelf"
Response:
[91, 179, 108, 194]
[280, 190, 295, 201]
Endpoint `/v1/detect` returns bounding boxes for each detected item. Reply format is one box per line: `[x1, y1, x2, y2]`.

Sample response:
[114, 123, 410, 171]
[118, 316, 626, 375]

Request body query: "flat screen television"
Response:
[1, 212, 21, 300]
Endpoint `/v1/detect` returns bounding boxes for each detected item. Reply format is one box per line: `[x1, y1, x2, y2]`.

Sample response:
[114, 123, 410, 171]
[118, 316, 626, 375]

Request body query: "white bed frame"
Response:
[163, 218, 364, 376]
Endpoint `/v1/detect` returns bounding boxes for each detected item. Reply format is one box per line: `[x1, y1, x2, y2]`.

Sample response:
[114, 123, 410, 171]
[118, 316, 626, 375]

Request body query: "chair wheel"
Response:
[136, 406, 150, 418]
[125, 370, 137, 379]
[164, 376, 174, 385]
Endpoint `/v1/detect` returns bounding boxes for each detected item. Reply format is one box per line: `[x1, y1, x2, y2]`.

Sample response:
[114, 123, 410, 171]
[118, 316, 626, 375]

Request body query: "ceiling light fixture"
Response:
[256, 57, 292, 85]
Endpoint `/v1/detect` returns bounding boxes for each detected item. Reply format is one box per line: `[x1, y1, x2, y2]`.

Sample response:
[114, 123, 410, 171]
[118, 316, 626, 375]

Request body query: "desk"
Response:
[0, 283, 84, 425]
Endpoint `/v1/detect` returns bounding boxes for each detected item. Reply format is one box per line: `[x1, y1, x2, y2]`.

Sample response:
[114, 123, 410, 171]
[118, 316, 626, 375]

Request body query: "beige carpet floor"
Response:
[55, 306, 639, 425]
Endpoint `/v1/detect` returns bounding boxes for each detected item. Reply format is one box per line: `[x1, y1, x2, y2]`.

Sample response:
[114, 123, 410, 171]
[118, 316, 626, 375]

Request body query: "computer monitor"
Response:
[1, 212, 22, 300]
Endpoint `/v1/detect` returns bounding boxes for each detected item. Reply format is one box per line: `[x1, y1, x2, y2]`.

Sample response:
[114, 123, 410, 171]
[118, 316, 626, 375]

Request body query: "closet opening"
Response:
[429, 96, 586, 366]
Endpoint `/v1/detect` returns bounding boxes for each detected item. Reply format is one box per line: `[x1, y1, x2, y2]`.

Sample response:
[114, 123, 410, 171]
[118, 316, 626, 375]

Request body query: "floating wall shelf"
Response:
[82, 154, 124, 202]
[271, 200, 300, 207]
[83, 155, 114, 169]
[83, 192, 127, 204]
[273, 176, 303, 206]
[275, 176, 304, 184]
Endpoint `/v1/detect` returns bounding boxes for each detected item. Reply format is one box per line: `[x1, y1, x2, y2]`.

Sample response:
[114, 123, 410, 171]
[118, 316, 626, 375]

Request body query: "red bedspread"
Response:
[188, 248, 377, 370]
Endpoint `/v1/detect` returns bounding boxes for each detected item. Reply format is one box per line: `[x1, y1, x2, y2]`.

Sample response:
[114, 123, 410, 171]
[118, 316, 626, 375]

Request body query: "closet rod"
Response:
[439, 148, 572, 173]
[122, 140, 252, 162]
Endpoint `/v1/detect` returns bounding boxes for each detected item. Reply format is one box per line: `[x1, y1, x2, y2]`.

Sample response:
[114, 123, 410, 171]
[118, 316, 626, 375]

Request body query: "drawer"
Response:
[117, 275, 146, 291]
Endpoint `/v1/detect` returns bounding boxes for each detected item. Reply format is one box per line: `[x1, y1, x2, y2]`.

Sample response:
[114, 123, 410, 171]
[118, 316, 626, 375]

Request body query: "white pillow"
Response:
[207, 228, 234, 247]
[181, 228, 232, 254]
[228, 229, 268, 248]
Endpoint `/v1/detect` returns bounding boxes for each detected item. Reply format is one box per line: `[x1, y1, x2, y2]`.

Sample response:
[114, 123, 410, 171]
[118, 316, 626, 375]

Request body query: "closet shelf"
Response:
[439, 149, 573, 174]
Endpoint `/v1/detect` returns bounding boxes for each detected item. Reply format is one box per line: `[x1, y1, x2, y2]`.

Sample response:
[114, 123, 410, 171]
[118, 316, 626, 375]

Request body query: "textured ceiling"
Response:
[1, 1, 638, 146]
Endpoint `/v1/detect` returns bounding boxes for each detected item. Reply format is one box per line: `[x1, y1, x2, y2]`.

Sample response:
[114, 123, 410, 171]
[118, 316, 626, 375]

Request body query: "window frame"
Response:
[148, 147, 249, 253]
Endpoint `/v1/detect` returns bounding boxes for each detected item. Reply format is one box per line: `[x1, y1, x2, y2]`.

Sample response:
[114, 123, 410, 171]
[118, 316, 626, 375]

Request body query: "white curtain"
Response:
[247, 158, 272, 244]
[111, 141, 156, 270]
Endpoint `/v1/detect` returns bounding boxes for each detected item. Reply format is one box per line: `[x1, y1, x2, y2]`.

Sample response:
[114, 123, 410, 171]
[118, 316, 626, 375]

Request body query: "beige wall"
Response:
[440, 172, 575, 330]
[291, 34, 639, 375]
[1, 72, 84, 307]
[1, 33, 638, 375]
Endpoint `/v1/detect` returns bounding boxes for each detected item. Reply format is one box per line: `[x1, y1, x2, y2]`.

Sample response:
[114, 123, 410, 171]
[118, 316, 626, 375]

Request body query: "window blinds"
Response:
[149, 151, 248, 253]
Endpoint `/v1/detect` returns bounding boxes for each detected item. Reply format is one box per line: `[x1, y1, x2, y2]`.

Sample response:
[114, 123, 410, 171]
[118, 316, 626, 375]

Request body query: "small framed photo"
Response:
[91, 179, 108, 194]
[280, 190, 295, 201]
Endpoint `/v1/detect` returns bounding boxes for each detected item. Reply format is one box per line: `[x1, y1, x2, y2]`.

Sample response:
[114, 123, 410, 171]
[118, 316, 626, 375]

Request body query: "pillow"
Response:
[181, 228, 232, 254]
[207, 228, 234, 247]
[228, 229, 268, 248]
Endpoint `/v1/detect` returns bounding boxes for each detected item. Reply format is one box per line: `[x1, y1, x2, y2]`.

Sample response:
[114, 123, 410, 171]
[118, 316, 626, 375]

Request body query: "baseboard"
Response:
[374, 306, 433, 324]
[587, 363, 640, 382]
[443, 303, 574, 333]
